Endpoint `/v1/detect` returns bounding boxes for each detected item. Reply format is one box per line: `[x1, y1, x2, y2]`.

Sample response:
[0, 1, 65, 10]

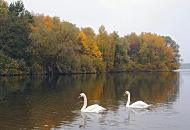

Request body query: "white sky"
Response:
[7, 0, 190, 63]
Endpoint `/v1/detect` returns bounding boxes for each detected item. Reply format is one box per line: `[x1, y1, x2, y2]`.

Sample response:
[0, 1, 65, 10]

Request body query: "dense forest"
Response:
[0, 0, 181, 75]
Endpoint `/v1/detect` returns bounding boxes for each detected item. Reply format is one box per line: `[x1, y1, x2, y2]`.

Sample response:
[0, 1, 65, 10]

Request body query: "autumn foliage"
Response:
[0, 0, 181, 75]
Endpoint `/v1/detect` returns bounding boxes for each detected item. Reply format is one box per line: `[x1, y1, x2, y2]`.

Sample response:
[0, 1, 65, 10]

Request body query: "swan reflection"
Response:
[79, 112, 105, 128]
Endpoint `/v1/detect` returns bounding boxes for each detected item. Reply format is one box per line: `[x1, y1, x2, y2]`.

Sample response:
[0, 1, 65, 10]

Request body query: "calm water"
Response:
[0, 72, 189, 130]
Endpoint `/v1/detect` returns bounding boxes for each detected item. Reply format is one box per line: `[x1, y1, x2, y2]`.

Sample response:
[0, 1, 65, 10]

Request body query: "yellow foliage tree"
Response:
[78, 31, 102, 59]
[91, 41, 102, 59]
[78, 31, 90, 55]
[43, 16, 52, 31]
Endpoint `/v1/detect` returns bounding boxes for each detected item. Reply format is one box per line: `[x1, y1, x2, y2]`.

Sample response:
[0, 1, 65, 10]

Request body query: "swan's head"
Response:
[124, 91, 130, 95]
[79, 93, 86, 98]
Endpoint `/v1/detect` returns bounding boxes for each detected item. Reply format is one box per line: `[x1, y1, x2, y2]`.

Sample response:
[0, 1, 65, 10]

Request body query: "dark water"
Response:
[0, 72, 189, 130]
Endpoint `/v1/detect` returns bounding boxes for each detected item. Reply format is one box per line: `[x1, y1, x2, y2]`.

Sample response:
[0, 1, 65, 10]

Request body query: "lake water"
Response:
[0, 72, 189, 130]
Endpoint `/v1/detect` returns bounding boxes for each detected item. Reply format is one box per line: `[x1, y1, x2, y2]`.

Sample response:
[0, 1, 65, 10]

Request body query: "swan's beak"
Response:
[124, 93, 127, 96]
[78, 96, 81, 98]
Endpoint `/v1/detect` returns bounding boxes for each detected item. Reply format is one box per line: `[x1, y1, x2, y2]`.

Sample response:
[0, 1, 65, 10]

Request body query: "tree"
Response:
[78, 28, 104, 73]
[0, 0, 32, 60]
[78, 31, 90, 55]
[126, 32, 142, 62]
[78, 28, 102, 59]
[96, 25, 116, 71]
[0, 0, 32, 74]
[113, 43, 129, 71]
[164, 36, 181, 69]
[0, 1, 181, 74]
[0, 0, 8, 15]
[0, 50, 23, 75]
[30, 15, 80, 74]
[139, 33, 175, 70]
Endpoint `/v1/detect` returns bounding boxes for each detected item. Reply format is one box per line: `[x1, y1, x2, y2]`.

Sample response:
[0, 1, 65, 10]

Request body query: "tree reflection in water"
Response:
[0, 72, 179, 129]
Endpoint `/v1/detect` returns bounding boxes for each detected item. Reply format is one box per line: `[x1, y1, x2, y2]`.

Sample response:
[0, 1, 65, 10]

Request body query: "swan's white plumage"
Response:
[125, 91, 150, 109]
[82, 104, 106, 113]
[79, 93, 106, 113]
[129, 101, 150, 108]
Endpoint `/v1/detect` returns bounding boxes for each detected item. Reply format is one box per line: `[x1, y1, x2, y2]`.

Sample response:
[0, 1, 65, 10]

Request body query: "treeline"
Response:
[0, 0, 180, 75]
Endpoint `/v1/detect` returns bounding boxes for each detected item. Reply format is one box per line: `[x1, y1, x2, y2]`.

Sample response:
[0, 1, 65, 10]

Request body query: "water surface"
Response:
[0, 72, 189, 130]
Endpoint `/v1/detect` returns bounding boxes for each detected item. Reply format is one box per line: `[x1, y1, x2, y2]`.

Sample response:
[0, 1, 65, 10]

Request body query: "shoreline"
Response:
[0, 70, 177, 77]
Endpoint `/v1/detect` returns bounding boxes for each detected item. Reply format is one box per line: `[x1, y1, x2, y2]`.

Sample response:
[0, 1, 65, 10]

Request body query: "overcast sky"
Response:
[7, 0, 190, 63]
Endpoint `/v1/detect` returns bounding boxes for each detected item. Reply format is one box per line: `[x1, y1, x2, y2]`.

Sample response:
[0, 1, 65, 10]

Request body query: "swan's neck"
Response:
[126, 93, 130, 107]
[81, 95, 87, 111]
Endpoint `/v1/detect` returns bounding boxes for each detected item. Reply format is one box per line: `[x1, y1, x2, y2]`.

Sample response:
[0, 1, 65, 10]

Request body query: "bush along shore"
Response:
[0, 0, 181, 76]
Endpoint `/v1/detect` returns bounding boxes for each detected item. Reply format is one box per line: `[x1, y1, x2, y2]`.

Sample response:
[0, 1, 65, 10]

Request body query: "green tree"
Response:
[0, 0, 32, 74]
[96, 25, 116, 71]
[30, 15, 80, 74]
[0, 50, 23, 75]
[0, 0, 32, 60]
[126, 32, 142, 63]
[164, 36, 181, 69]
[113, 43, 129, 71]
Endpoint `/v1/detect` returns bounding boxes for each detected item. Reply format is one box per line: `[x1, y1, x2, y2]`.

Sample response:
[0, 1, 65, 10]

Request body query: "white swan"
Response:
[79, 93, 106, 113]
[124, 91, 150, 109]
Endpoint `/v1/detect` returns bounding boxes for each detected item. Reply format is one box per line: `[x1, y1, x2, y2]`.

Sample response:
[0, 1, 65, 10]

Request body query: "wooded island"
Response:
[0, 0, 181, 75]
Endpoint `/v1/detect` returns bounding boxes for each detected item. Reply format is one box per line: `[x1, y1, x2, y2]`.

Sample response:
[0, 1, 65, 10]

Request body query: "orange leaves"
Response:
[78, 31, 90, 55]
[29, 15, 180, 73]
[91, 41, 102, 59]
[78, 30, 102, 60]
[31, 26, 38, 33]
[141, 32, 166, 48]
[43, 16, 52, 31]
[137, 32, 178, 70]
[30, 15, 55, 33]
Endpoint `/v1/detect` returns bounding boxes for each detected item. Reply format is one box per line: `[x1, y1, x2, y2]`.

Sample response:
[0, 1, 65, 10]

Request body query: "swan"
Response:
[79, 93, 106, 113]
[124, 91, 150, 109]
